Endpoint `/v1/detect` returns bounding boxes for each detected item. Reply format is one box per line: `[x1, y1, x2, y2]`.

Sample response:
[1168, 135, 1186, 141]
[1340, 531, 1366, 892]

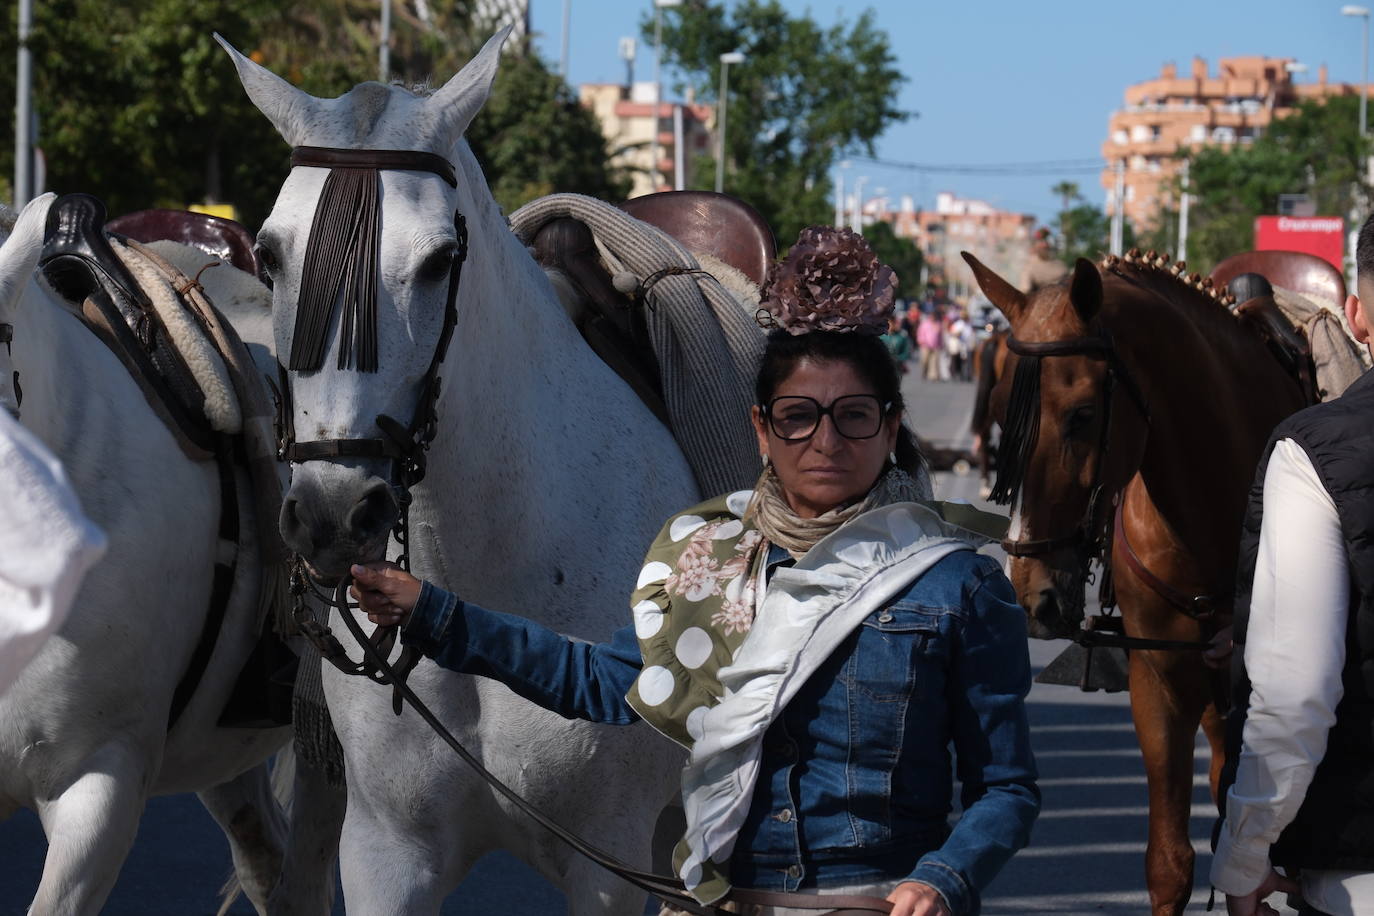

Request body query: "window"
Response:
[1190, 124, 1207, 142]
[1113, 129, 1129, 145]
[1212, 126, 1236, 143]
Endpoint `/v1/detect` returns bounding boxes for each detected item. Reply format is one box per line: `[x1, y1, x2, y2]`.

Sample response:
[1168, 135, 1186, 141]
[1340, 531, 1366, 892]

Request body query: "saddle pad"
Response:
[108, 238, 241, 434]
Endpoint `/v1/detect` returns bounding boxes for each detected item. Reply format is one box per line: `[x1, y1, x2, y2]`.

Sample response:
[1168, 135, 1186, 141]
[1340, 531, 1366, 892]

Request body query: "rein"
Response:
[0, 322, 19, 417]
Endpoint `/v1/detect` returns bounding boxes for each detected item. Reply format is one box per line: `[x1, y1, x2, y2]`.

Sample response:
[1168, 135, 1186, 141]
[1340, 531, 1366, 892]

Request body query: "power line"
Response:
[846, 155, 1107, 176]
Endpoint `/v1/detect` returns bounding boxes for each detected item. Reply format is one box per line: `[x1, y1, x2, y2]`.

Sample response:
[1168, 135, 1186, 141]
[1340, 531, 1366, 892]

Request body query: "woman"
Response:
[352, 227, 1038, 916]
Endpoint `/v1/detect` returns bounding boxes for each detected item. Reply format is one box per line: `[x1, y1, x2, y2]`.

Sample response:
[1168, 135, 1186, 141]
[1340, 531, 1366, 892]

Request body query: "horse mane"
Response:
[1100, 248, 1237, 316]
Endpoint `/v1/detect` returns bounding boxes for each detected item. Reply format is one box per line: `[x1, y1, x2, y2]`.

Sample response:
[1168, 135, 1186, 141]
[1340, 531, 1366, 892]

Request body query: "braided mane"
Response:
[1100, 248, 1237, 314]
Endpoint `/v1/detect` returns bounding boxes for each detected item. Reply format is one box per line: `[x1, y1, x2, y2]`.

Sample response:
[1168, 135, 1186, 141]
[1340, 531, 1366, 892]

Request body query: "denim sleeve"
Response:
[400, 580, 644, 725]
[906, 558, 1040, 915]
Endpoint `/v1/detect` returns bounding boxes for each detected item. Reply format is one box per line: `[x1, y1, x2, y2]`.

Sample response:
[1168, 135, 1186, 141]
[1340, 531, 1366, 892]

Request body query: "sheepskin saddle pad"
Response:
[39, 193, 240, 460]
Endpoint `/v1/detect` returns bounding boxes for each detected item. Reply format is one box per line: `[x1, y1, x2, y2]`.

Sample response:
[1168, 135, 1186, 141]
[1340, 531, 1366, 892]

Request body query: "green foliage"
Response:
[466, 52, 630, 213]
[0, 1, 625, 227]
[648, 0, 907, 244]
[1180, 95, 1371, 269]
[1050, 182, 1131, 265]
[861, 220, 923, 299]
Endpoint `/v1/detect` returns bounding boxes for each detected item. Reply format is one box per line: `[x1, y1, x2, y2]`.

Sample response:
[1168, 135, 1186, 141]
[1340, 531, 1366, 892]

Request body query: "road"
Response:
[0, 373, 1285, 914]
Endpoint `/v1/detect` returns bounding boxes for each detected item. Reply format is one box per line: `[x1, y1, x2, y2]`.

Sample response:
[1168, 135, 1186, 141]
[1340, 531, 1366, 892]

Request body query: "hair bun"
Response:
[760, 226, 897, 335]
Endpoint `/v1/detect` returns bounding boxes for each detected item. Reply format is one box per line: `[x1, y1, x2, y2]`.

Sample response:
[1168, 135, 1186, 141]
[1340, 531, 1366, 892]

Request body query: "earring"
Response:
[761, 454, 771, 468]
[888, 451, 898, 464]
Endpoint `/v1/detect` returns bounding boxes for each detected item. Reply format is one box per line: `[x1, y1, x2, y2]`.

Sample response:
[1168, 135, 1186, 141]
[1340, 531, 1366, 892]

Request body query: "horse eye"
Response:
[418, 245, 457, 283]
[1066, 405, 1096, 435]
[254, 243, 280, 275]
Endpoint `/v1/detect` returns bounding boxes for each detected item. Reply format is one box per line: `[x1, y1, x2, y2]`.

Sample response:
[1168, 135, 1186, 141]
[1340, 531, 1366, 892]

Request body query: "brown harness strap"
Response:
[1112, 507, 1230, 620]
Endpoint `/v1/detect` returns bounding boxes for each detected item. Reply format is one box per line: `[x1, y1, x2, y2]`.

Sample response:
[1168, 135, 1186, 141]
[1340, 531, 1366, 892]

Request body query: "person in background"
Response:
[1210, 212, 1374, 916]
[1022, 228, 1067, 293]
[351, 226, 1039, 916]
[882, 314, 912, 371]
[917, 307, 942, 382]
[0, 407, 106, 695]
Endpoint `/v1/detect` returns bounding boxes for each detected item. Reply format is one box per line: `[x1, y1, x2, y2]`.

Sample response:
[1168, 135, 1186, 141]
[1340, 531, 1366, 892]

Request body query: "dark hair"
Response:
[755, 330, 928, 480]
[1358, 212, 1374, 283]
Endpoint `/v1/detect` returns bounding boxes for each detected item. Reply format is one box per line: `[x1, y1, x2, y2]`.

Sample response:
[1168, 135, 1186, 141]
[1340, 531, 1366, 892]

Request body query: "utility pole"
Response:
[851, 175, 868, 234]
[379, 0, 391, 83]
[835, 162, 848, 227]
[14, 0, 32, 207]
[1110, 160, 1126, 256]
[714, 51, 744, 193]
[1177, 158, 1191, 262]
[560, 0, 571, 77]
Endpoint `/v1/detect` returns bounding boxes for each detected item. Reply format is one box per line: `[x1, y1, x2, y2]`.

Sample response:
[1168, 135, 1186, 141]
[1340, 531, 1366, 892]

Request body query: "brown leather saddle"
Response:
[1218, 270, 1321, 407]
[1211, 249, 1346, 310]
[529, 191, 775, 426]
[106, 207, 266, 283]
[40, 193, 219, 458]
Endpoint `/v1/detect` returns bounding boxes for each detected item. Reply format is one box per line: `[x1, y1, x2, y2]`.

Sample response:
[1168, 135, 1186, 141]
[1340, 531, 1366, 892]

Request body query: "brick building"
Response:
[1102, 56, 1373, 231]
[580, 82, 716, 198]
[864, 192, 1035, 304]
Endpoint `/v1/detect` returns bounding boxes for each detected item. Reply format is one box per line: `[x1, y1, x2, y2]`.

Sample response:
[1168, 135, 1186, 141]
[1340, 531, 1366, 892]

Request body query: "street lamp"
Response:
[650, 0, 682, 193]
[1343, 4, 1370, 136]
[850, 175, 868, 234]
[715, 51, 745, 193]
[835, 160, 850, 227]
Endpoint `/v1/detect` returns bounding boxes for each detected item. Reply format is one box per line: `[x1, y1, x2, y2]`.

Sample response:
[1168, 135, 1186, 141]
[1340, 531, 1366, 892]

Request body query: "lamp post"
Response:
[835, 160, 850, 227]
[14, 0, 32, 207]
[715, 51, 744, 193]
[850, 175, 868, 234]
[379, 0, 391, 83]
[649, 0, 682, 193]
[1344, 5, 1370, 136]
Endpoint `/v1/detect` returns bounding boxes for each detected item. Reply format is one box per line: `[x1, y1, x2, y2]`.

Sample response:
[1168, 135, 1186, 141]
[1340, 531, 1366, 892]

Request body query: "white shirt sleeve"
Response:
[0, 409, 107, 695]
[1210, 438, 1351, 896]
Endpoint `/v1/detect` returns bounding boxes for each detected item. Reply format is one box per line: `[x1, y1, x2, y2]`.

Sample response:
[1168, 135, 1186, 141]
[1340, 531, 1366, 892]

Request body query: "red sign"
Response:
[1254, 216, 1345, 270]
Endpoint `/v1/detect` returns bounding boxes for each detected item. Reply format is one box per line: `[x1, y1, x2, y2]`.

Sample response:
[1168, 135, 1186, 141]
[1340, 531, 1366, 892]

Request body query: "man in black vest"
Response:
[1212, 218, 1374, 916]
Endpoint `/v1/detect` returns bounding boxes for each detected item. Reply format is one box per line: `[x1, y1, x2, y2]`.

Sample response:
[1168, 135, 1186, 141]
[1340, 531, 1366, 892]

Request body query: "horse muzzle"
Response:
[280, 464, 399, 582]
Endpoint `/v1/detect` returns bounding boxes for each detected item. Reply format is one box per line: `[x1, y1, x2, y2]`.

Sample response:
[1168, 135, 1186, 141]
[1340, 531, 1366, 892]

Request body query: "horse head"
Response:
[962, 252, 1148, 639]
[219, 29, 509, 582]
[0, 195, 55, 419]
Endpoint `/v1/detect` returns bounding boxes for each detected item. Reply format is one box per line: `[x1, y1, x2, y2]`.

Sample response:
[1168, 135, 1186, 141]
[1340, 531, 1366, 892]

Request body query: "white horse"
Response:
[222, 29, 703, 913]
[0, 196, 328, 915]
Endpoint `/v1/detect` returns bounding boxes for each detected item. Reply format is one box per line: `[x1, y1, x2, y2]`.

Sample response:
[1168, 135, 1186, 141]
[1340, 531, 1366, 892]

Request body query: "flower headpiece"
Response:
[758, 226, 897, 336]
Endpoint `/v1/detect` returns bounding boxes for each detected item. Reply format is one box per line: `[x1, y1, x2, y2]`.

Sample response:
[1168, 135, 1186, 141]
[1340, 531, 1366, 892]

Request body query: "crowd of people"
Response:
[881, 301, 987, 383]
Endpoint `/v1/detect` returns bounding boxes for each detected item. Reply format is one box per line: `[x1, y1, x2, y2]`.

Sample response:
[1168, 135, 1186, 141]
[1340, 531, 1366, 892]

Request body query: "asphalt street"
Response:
[0, 372, 1291, 914]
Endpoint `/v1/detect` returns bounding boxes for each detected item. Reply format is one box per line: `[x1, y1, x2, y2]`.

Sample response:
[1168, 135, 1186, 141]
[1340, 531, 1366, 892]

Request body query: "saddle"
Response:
[1211, 249, 1346, 310]
[1224, 272, 1322, 407]
[107, 207, 266, 283]
[40, 193, 217, 458]
[529, 190, 775, 426]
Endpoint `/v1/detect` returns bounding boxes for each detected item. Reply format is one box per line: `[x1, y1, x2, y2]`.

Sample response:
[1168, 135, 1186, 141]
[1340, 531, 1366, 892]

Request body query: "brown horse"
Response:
[962, 250, 1311, 914]
[969, 328, 1008, 498]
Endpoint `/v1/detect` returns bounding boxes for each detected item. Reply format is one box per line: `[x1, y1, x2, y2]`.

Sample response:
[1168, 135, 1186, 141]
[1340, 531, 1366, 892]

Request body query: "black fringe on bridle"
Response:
[289, 167, 382, 372]
[989, 353, 1043, 505]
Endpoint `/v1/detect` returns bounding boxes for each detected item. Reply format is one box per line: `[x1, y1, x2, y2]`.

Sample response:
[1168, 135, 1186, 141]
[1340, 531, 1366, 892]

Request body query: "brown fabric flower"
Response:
[760, 226, 897, 335]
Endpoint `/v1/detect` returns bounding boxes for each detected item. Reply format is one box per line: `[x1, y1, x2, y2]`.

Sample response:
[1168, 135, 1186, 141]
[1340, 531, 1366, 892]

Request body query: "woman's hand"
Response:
[887, 881, 951, 916]
[349, 562, 422, 627]
[1224, 867, 1301, 915]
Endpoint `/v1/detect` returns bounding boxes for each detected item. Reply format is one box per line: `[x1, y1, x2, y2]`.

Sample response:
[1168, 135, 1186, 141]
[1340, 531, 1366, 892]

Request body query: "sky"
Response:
[524, 0, 1371, 224]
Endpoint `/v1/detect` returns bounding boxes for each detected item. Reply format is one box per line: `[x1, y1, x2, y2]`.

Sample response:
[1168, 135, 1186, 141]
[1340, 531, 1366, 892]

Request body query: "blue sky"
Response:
[525, 0, 1370, 223]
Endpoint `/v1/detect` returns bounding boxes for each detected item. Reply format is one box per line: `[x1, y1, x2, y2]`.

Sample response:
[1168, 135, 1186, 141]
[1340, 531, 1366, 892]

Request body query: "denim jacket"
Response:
[401, 546, 1038, 914]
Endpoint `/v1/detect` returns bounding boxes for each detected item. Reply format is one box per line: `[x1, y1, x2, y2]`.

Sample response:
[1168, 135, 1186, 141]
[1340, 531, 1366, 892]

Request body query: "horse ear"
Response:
[0, 194, 54, 318]
[215, 33, 320, 147]
[429, 26, 512, 151]
[961, 251, 1026, 325]
[1069, 258, 1103, 325]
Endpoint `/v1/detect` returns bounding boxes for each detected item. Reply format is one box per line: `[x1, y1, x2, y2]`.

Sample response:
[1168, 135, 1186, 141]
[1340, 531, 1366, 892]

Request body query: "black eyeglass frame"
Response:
[761, 394, 895, 442]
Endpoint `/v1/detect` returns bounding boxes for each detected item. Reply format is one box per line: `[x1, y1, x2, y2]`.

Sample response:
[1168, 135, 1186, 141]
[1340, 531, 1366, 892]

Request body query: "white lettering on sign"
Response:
[1276, 217, 1344, 234]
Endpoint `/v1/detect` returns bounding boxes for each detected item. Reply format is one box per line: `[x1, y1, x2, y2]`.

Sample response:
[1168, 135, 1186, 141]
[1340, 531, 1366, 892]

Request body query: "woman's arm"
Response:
[351, 563, 644, 725]
[905, 556, 1040, 915]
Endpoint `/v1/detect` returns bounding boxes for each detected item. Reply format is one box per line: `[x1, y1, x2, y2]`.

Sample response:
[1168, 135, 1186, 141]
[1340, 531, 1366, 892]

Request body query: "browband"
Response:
[291, 146, 458, 188]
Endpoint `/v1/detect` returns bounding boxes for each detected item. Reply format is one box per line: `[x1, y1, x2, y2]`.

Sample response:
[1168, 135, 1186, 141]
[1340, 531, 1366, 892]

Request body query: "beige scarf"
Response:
[745, 464, 924, 558]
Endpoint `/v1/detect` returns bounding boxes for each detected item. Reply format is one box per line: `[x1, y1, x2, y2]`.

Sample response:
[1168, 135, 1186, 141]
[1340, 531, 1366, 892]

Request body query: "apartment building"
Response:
[580, 82, 716, 198]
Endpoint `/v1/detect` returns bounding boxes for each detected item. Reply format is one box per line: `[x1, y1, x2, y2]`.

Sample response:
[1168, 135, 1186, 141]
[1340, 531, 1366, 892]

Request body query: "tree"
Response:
[0, 1, 626, 227]
[648, 0, 907, 244]
[862, 220, 924, 300]
[1050, 182, 1131, 265]
[1179, 95, 1371, 269]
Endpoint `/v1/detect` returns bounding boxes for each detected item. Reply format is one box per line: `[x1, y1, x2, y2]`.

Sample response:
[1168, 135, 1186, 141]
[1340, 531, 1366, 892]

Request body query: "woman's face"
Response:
[751, 357, 901, 519]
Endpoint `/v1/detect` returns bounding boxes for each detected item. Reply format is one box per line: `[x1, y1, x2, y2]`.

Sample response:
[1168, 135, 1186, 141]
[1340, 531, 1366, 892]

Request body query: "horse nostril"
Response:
[345, 485, 398, 543]
[1035, 589, 1059, 622]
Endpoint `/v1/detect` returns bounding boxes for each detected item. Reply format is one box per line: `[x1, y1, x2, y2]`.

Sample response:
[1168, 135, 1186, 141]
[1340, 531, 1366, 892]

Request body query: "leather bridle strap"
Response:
[1006, 333, 1149, 420]
[291, 146, 458, 187]
[1112, 506, 1231, 619]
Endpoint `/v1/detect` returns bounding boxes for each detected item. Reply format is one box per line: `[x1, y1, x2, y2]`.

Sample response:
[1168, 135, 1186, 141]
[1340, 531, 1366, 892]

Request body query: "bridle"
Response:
[991, 327, 1149, 568]
[267, 146, 894, 916]
[0, 322, 19, 419]
[270, 145, 467, 699]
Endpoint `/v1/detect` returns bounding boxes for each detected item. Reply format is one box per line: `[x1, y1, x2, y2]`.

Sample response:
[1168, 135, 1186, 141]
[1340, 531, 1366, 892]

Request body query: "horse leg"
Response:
[197, 762, 287, 913]
[1129, 651, 1207, 916]
[336, 804, 468, 916]
[562, 852, 649, 916]
[1201, 696, 1227, 806]
[29, 741, 150, 916]
[266, 750, 346, 915]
